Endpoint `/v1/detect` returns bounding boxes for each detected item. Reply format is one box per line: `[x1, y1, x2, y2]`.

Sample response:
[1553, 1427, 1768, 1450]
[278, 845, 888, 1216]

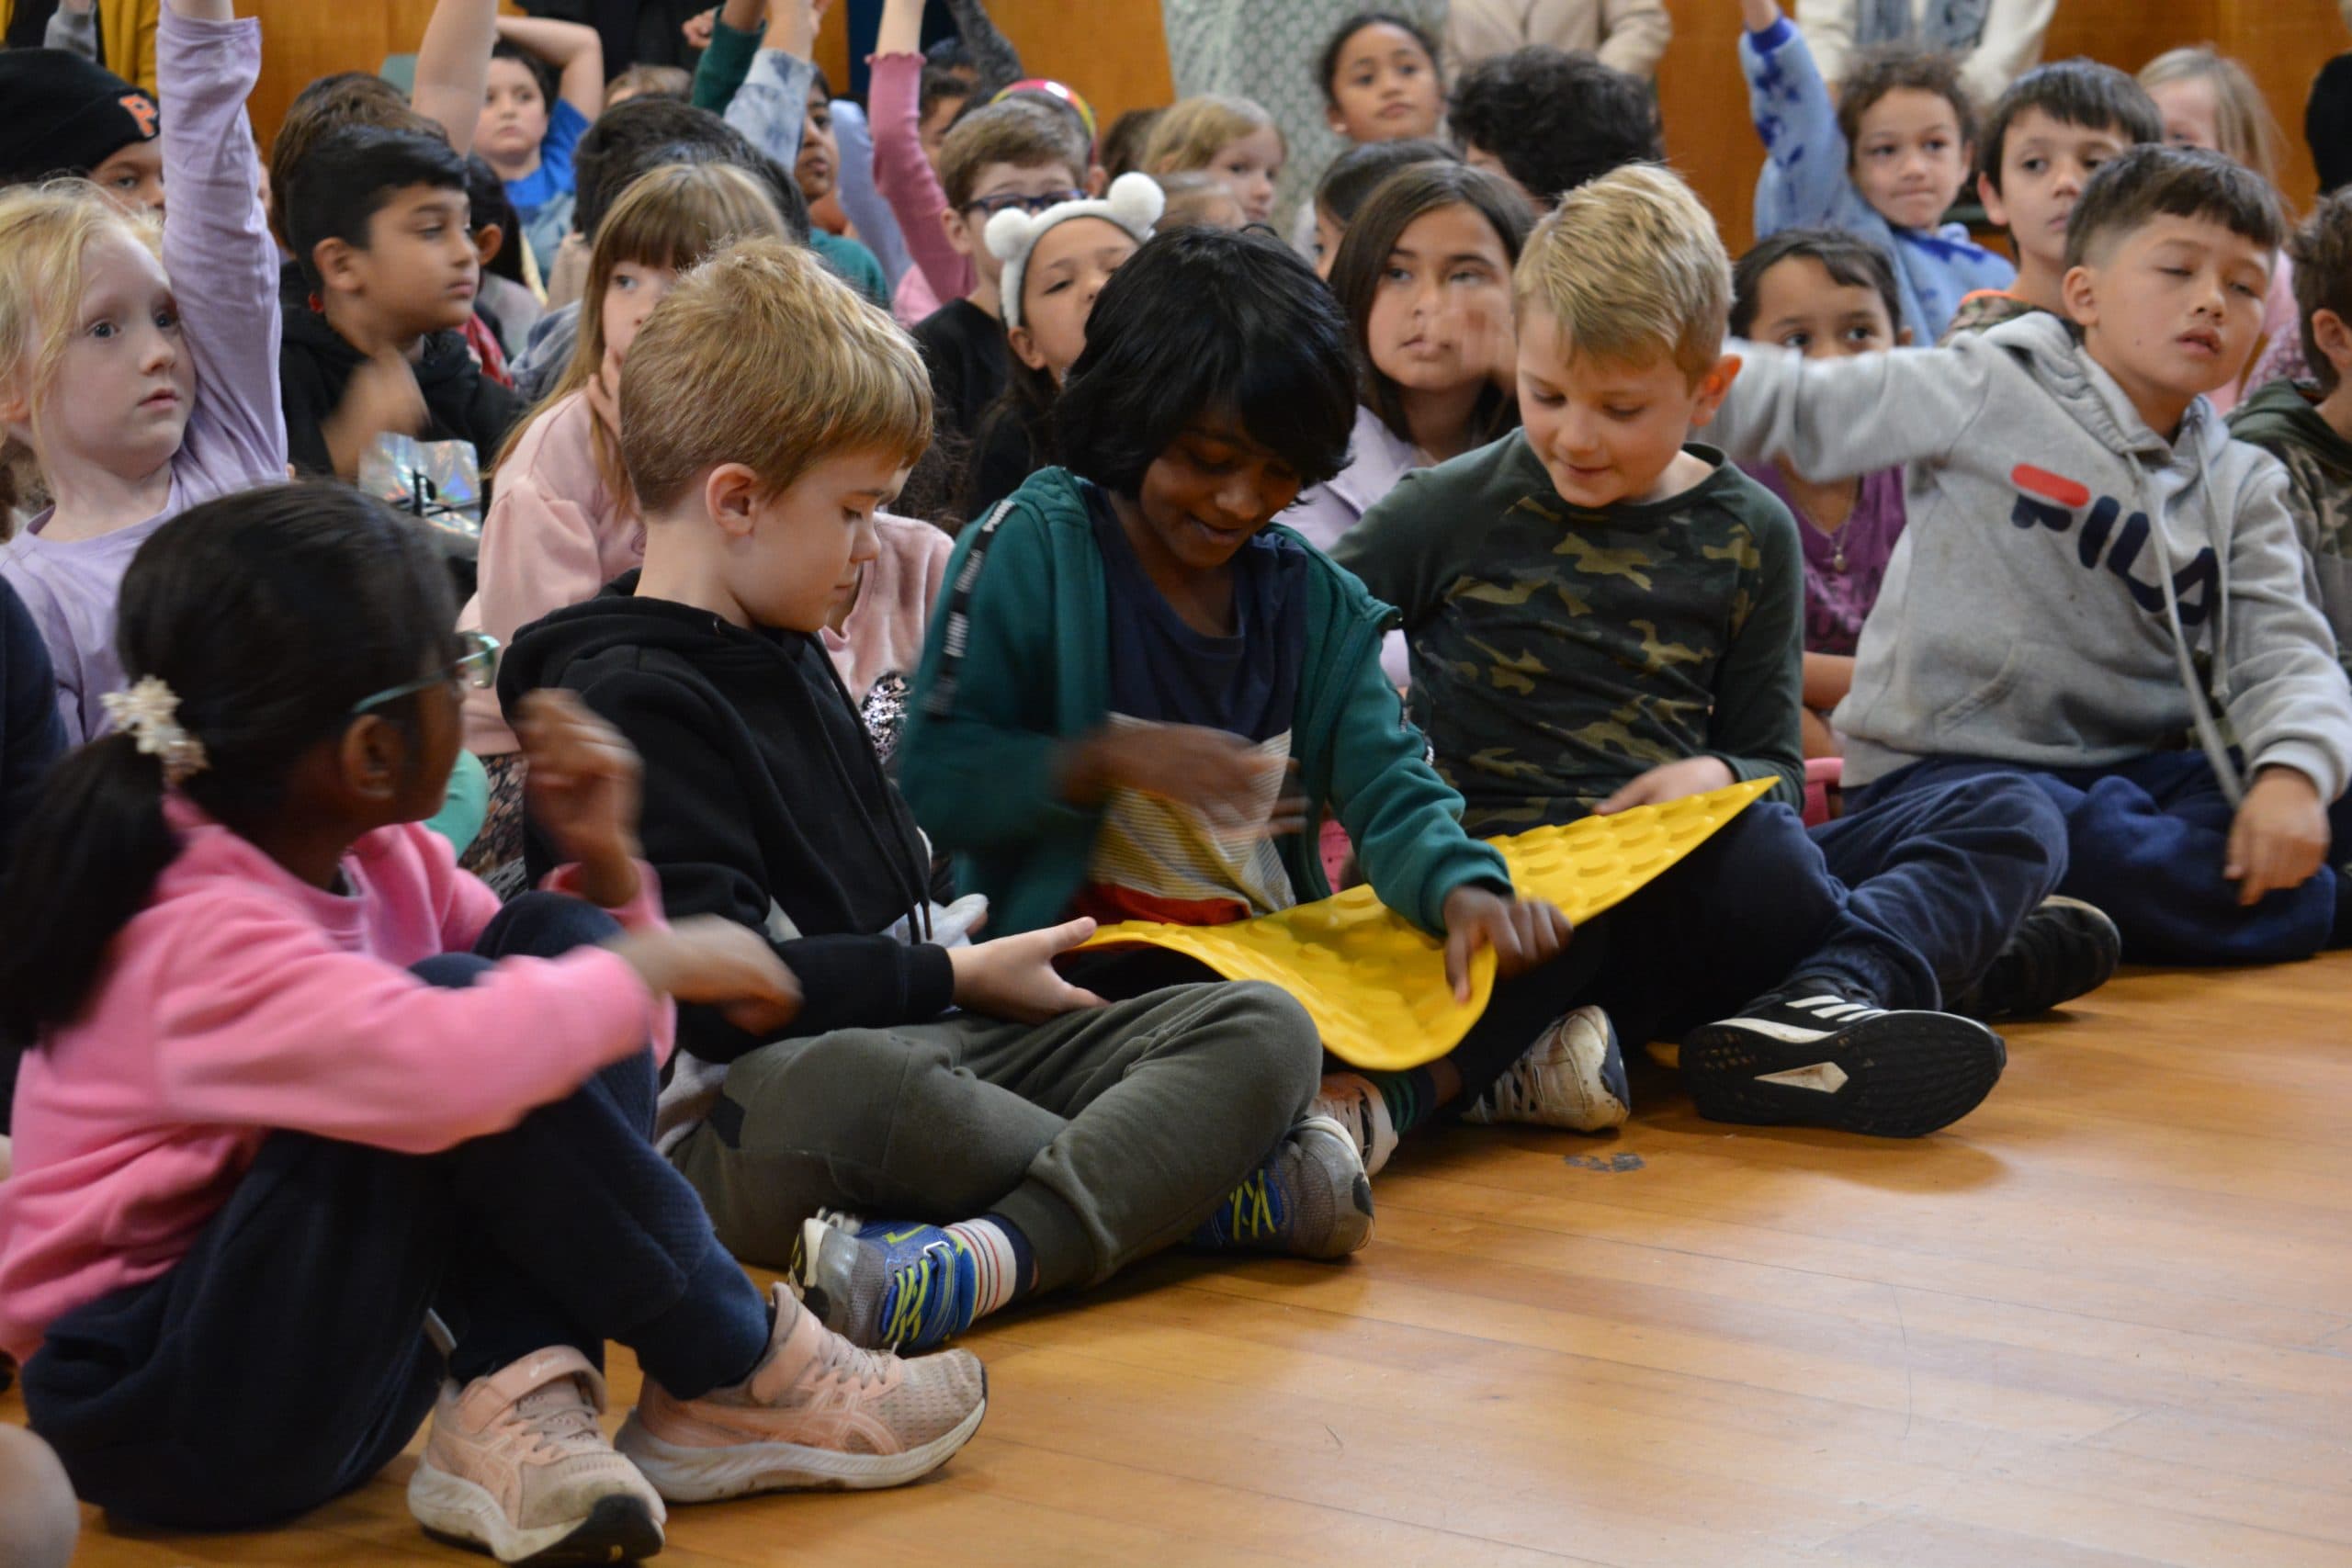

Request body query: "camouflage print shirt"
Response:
[2228, 378, 2352, 676]
[1332, 434, 1806, 834]
[1938, 289, 2047, 344]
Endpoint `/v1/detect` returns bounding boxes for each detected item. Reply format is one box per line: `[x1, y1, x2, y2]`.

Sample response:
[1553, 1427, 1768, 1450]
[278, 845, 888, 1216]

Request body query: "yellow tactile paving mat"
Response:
[1076, 776, 1777, 1069]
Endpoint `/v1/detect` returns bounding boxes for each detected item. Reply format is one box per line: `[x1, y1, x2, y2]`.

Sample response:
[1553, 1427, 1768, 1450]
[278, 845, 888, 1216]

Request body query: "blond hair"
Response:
[620, 236, 933, 514]
[494, 162, 788, 494]
[1140, 96, 1281, 177]
[0, 180, 160, 463]
[2140, 47, 2280, 186]
[1514, 163, 1728, 384]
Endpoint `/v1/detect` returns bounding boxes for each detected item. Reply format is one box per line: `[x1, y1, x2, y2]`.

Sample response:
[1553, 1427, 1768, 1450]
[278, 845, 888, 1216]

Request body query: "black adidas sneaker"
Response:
[1679, 990, 2006, 1138]
[1947, 897, 2121, 1021]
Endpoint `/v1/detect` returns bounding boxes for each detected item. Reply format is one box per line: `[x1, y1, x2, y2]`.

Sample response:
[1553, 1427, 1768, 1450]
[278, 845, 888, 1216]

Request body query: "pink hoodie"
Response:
[461, 390, 641, 756]
[0, 797, 671, 1361]
[462, 391, 953, 753]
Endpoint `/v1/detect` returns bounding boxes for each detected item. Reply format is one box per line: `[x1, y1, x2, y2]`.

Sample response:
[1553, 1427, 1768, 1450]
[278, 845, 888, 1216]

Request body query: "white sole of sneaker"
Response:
[611, 1393, 988, 1503]
[408, 1460, 664, 1564]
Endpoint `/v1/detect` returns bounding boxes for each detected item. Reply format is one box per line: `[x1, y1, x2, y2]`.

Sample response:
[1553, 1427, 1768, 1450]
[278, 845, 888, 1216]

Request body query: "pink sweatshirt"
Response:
[461, 390, 641, 755]
[825, 514, 954, 702]
[463, 391, 950, 750]
[0, 797, 672, 1361]
[870, 52, 974, 308]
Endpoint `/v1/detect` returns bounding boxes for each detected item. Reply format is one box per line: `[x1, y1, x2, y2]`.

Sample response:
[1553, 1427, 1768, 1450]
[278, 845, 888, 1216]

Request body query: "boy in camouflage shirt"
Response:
[1338, 165, 2102, 1138]
[2229, 190, 2352, 675]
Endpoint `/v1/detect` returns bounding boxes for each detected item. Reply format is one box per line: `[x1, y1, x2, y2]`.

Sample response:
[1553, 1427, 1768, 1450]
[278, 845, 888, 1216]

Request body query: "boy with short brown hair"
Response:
[1338, 164, 2087, 1138]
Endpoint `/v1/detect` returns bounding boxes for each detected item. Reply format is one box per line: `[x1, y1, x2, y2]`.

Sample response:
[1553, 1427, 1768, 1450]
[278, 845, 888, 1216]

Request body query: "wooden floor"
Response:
[17, 955, 2352, 1568]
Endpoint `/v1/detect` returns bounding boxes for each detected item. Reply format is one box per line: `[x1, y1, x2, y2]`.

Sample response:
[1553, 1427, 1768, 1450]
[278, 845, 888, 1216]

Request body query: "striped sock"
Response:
[1363, 1066, 1440, 1136]
[944, 1218, 1030, 1319]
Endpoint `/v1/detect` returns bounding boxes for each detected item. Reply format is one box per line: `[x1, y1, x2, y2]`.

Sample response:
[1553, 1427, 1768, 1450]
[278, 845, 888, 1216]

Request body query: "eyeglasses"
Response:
[963, 188, 1083, 219]
[351, 630, 500, 715]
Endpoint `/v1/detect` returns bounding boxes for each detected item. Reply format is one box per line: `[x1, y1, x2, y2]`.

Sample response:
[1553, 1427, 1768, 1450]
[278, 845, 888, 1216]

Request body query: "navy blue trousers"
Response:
[1481, 775, 2067, 1061]
[1858, 752, 2352, 965]
[19, 894, 768, 1529]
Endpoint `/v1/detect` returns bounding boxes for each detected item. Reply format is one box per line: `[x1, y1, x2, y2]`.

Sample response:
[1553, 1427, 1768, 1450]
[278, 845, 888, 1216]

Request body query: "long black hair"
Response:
[0, 483, 457, 1042]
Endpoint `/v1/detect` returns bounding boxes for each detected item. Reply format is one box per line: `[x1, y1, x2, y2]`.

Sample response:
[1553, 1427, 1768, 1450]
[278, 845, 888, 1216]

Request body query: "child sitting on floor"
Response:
[1729, 229, 1912, 758]
[961, 173, 1160, 514]
[1294, 11, 1448, 254]
[0, 46, 162, 215]
[1944, 59, 2162, 341]
[503, 236, 1362, 1358]
[1738, 0, 2013, 343]
[1306, 135, 1457, 277]
[909, 96, 1091, 446]
[1336, 164, 2088, 1137]
[1287, 161, 1532, 685]
[0, 481, 981, 1562]
[279, 124, 524, 483]
[1446, 45, 1661, 210]
[1141, 96, 1287, 228]
[1711, 144, 2352, 966]
[904, 226, 1594, 1175]
[2229, 188, 2352, 672]
[459, 160, 791, 888]
[0, 0, 286, 744]
[477, 13, 604, 275]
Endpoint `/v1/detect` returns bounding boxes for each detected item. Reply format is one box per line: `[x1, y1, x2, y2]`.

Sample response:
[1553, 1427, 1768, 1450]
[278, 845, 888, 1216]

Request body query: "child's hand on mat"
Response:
[516, 691, 644, 905]
[1061, 724, 1303, 833]
[1441, 886, 1573, 1001]
[949, 918, 1111, 1023]
[1591, 756, 1736, 816]
[2226, 767, 2330, 906]
[608, 918, 804, 1033]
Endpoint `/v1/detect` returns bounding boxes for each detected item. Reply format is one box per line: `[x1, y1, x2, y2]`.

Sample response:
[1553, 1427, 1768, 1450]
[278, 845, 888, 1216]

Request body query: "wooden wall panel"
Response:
[239, 0, 439, 152]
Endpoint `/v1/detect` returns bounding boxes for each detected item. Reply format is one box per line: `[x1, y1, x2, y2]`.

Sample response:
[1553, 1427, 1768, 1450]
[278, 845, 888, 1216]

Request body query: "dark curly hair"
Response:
[1446, 47, 1662, 207]
[1835, 48, 1975, 165]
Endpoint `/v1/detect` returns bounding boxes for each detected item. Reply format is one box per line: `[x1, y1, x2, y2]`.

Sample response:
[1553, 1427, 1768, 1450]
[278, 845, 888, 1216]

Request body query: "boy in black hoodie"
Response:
[502, 236, 1369, 1357]
[280, 124, 522, 482]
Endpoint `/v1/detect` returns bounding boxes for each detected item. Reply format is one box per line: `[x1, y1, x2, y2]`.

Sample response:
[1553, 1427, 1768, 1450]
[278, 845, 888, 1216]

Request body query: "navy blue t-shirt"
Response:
[1084, 480, 1309, 741]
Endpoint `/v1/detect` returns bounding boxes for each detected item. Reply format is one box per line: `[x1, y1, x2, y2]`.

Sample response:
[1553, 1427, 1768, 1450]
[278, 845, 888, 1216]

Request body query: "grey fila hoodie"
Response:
[1708, 310, 2352, 800]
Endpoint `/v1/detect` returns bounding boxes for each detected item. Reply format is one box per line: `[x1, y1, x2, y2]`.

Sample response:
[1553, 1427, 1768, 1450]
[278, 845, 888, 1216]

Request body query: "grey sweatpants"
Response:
[670, 978, 1321, 1293]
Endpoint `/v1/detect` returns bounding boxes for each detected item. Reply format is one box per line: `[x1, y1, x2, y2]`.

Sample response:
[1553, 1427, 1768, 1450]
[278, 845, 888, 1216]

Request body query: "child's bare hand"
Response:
[1592, 757, 1737, 816]
[2225, 767, 2331, 906]
[323, 350, 427, 479]
[1068, 723, 1298, 829]
[1738, 0, 1784, 32]
[1441, 886, 1572, 1001]
[608, 918, 803, 1035]
[515, 691, 643, 897]
[682, 6, 717, 45]
[948, 917, 1110, 1023]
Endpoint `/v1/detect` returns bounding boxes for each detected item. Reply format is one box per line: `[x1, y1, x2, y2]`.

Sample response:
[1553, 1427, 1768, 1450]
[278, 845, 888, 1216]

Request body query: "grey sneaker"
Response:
[1460, 1006, 1631, 1132]
[1190, 1114, 1374, 1258]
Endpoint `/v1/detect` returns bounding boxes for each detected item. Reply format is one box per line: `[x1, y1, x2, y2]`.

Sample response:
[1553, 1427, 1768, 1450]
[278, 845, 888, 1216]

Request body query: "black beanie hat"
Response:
[0, 50, 161, 187]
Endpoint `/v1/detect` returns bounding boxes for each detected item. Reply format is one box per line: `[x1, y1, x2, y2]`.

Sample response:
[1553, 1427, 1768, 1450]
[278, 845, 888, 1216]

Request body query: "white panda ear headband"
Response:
[986, 171, 1166, 331]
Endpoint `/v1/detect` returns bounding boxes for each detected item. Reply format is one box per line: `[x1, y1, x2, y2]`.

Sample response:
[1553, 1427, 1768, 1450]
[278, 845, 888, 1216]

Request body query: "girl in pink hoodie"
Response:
[0, 484, 985, 1558]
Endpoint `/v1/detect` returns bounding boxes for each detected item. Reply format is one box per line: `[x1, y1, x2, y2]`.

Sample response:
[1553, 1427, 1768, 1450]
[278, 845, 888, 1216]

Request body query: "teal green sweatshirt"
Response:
[900, 466, 1512, 937]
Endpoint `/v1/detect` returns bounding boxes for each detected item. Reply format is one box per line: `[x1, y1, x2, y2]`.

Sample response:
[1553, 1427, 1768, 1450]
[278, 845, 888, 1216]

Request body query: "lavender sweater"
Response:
[0, 8, 287, 744]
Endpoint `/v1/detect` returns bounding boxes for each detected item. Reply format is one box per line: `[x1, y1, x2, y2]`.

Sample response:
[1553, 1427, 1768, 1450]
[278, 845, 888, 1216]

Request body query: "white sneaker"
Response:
[1308, 1072, 1399, 1176]
[1461, 1007, 1631, 1132]
[407, 1345, 666, 1563]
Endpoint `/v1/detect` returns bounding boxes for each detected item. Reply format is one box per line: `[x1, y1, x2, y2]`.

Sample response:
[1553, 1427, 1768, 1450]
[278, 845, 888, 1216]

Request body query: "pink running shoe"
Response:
[406, 1345, 667, 1564]
[615, 1282, 987, 1503]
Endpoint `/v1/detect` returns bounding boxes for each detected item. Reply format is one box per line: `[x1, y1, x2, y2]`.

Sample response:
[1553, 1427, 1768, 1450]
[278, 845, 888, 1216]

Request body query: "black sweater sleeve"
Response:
[565, 665, 956, 1062]
[0, 579, 63, 868]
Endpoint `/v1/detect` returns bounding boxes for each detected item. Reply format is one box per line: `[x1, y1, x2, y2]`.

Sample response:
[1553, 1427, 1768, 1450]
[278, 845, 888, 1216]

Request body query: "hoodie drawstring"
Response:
[2142, 442, 2245, 807]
